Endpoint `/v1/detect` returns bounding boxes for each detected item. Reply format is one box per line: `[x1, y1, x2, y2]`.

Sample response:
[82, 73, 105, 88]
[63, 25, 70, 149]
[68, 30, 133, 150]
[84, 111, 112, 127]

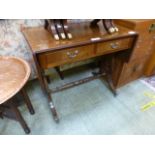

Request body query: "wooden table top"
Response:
[22, 22, 137, 53]
[0, 56, 31, 104]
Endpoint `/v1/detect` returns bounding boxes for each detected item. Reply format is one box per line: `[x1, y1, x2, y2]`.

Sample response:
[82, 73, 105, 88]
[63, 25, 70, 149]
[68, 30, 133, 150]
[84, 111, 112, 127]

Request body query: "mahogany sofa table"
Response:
[22, 21, 138, 122]
[0, 56, 35, 134]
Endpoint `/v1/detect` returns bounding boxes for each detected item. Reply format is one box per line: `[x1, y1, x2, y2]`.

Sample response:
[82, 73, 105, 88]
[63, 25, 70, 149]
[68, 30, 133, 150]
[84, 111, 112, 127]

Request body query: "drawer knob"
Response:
[110, 43, 119, 49]
[67, 50, 79, 58]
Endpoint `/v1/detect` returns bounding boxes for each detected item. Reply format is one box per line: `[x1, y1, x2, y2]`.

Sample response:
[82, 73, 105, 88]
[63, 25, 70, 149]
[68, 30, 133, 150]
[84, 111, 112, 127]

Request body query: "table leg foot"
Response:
[24, 127, 31, 134]
[49, 102, 59, 123]
[110, 88, 117, 97]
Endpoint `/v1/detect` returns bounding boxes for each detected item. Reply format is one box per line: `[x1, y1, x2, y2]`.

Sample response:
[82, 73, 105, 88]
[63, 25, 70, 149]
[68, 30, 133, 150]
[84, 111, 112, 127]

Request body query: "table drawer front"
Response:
[96, 38, 133, 54]
[38, 44, 95, 68]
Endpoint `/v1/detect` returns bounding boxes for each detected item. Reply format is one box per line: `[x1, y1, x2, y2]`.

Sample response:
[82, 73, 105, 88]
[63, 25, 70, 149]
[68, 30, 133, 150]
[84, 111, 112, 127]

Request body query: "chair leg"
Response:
[9, 102, 30, 134]
[21, 88, 35, 115]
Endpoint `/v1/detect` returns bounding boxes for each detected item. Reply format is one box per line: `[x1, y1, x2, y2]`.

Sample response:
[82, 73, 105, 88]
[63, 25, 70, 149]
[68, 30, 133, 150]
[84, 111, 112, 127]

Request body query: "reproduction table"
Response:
[23, 21, 138, 122]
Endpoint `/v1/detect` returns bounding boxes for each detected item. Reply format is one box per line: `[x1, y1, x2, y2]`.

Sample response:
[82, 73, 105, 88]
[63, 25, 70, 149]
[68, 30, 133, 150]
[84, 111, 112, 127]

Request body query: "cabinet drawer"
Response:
[96, 37, 133, 55]
[38, 44, 95, 69]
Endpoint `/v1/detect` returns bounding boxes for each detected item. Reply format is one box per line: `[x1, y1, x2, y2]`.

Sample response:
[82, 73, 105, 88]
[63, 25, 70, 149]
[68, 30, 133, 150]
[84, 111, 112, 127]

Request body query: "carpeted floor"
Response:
[1, 67, 155, 135]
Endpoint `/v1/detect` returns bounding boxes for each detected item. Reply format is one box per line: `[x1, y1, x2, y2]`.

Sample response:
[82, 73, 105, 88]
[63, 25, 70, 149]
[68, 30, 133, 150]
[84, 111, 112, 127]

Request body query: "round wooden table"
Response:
[0, 56, 35, 134]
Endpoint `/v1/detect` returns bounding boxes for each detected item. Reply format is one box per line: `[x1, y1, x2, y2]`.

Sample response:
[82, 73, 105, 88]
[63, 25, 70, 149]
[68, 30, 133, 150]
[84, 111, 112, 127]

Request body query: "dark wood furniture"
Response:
[0, 56, 35, 134]
[114, 19, 155, 86]
[45, 19, 73, 40]
[90, 19, 119, 34]
[22, 21, 138, 122]
[45, 19, 118, 41]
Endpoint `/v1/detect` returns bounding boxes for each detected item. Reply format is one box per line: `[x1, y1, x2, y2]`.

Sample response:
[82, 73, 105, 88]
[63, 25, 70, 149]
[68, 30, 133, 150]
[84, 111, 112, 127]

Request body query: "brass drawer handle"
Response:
[110, 42, 119, 49]
[67, 50, 79, 58]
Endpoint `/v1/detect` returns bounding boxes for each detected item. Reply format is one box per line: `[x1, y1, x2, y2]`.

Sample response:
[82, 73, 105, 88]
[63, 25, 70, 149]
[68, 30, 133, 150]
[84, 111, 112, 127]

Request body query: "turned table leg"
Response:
[33, 54, 59, 122]
[21, 87, 35, 115]
[9, 101, 30, 134]
[42, 74, 59, 122]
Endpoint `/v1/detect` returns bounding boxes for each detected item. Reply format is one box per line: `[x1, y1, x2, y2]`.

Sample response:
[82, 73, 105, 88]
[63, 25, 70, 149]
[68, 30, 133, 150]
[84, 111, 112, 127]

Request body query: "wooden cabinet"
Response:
[114, 19, 155, 88]
[145, 38, 155, 76]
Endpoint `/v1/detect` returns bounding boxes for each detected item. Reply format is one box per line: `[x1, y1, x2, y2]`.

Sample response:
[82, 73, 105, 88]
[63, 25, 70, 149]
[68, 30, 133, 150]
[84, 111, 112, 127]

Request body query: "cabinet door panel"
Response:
[117, 57, 149, 87]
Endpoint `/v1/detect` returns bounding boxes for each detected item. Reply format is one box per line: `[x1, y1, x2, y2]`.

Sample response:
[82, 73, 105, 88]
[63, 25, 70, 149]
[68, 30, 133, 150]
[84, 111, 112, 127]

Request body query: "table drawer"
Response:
[38, 44, 95, 69]
[96, 37, 133, 55]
